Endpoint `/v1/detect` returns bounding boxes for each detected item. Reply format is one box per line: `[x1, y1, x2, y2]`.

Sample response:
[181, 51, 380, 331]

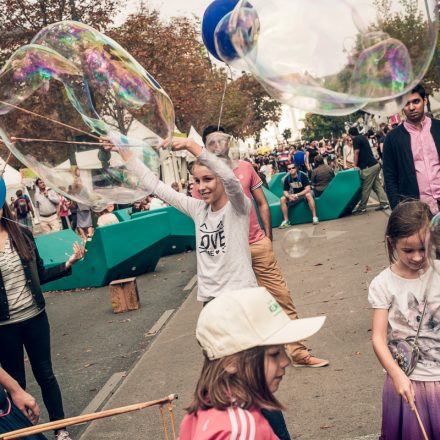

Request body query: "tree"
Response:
[282, 128, 292, 143]
[301, 112, 364, 140]
[0, 0, 120, 65]
[111, 6, 281, 139]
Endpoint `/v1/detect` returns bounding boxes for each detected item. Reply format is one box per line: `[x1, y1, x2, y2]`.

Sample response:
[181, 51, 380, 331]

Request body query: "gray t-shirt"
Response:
[126, 150, 257, 302]
[368, 263, 440, 380]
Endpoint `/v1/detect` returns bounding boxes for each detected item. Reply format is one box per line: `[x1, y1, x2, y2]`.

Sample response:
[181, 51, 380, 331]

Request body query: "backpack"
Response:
[16, 197, 29, 216]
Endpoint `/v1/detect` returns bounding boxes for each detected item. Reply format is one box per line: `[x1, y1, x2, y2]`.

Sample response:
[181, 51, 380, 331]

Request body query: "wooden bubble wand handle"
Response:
[414, 404, 429, 440]
[0, 394, 178, 440]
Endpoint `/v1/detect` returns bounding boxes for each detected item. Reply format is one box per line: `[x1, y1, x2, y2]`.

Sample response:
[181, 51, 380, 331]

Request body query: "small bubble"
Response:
[281, 229, 310, 259]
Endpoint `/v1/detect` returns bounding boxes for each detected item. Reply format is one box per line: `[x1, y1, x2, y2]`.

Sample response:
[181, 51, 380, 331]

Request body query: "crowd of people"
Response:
[1, 83, 440, 440]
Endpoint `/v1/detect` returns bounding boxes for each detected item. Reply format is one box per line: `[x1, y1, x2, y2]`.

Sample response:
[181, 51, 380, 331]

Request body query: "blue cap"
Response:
[0, 179, 6, 209]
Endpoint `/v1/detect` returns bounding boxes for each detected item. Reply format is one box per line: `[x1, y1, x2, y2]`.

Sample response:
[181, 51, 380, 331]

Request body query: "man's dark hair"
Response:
[35, 178, 43, 186]
[411, 84, 426, 100]
[202, 125, 226, 145]
[348, 127, 359, 137]
[16, 189, 23, 197]
[314, 155, 324, 166]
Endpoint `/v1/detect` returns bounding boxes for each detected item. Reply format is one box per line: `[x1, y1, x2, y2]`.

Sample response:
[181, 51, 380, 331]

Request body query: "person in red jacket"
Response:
[179, 287, 325, 439]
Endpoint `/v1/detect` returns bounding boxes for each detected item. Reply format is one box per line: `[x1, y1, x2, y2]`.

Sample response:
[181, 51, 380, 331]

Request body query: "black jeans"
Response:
[0, 311, 65, 421]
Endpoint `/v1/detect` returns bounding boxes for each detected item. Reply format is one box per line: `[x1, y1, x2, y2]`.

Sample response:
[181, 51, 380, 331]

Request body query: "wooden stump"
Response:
[109, 277, 140, 313]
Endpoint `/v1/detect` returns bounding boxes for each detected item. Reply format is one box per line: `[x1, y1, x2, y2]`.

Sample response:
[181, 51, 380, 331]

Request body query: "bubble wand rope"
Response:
[167, 401, 177, 440]
[0, 150, 12, 178]
[217, 66, 233, 130]
[159, 405, 169, 440]
[0, 138, 108, 146]
[0, 394, 178, 440]
[414, 404, 429, 440]
[0, 99, 101, 141]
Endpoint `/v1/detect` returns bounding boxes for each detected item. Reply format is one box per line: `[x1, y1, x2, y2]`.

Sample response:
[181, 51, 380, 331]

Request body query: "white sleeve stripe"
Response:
[228, 407, 239, 440]
[251, 182, 263, 191]
[245, 409, 256, 440]
[237, 407, 247, 440]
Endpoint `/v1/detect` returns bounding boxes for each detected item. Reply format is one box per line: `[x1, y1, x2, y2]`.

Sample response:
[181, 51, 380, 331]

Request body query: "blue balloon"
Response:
[202, 0, 239, 61]
[0, 179, 6, 209]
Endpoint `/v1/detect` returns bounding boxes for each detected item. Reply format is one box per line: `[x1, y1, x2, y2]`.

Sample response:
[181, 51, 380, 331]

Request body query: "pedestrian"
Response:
[343, 136, 355, 169]
[0, 367, 46, 439]
[116, 137, 257, 303]
[0, 201, 85, 440]
[13, 190, 34, 231]
[76, 202, 93, 242]
[96, 204, 119, 227]
[279, 164, 319, 228]
[179, 286, 326, 439]
[348, 127, 389, 213]
[58, 195, 71, 230]
[383, 84, 440, 213]
[200, 126, 328, 368]
[369, 200, 440, 439]
[311, 155, 335, 197]
[34, 178, 61, 234]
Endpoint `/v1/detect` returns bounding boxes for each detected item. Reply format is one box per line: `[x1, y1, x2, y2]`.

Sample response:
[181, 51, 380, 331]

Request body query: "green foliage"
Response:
[301, 112, 364, 140]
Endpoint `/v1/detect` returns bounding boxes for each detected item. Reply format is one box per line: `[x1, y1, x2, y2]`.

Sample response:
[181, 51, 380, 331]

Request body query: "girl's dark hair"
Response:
[187, 346, 283, 414]
[2, 203, 32, 261]
[386, 200, 432, 264]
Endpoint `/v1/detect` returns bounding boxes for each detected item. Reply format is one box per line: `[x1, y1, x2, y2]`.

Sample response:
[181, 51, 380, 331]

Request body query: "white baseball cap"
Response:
[196, 287, 326, 360]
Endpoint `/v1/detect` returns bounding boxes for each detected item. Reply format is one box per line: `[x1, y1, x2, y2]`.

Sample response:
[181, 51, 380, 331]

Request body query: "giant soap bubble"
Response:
[0, 21, 175, 211]
[223, 0, 438, 116]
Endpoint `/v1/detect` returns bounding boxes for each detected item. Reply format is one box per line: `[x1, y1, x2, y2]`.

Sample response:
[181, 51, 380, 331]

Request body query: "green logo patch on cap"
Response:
[268, 300, 282, 316]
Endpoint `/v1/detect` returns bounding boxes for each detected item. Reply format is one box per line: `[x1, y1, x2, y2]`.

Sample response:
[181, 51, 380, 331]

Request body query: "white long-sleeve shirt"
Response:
[125, 150, 257, 302]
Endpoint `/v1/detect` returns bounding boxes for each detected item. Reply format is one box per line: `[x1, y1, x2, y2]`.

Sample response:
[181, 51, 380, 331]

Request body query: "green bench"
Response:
[288, 169, 361, 224]
[37, 211, 170, 291]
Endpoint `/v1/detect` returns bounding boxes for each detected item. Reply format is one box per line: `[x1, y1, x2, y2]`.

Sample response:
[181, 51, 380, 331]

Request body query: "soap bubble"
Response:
[281, 229, 310, 259]
[0, 21, 175, 211]
[227, 0, 438, 116]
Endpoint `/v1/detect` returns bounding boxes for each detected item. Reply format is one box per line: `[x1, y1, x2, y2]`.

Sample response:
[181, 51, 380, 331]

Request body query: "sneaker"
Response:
[278, 220, 290, 229]
[55, 429, 72, 440]
[375, 204, 389, 211]
[353, 208, 366, 215]
[292, 354, 329, 368]
[312, 216, 319, 225]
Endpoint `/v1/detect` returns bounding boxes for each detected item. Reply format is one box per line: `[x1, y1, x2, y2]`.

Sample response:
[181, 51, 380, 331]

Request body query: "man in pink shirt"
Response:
[383, 84, 440, 212]
[195, 126, 329, 368]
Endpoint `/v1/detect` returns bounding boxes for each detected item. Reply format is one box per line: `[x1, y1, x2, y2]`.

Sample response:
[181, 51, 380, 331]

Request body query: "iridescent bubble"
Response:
[0, 21, 175, 210]
[227, 0, 438, 116]
[281, 229, 310, 259]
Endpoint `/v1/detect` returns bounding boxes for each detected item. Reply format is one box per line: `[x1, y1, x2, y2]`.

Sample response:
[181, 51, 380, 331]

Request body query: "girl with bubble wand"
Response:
[113, 136, 258, 304]
[369, 200, 440, 439]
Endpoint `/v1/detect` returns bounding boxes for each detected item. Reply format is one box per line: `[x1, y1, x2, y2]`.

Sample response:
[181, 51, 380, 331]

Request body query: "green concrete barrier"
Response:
[268, 172, 287, 198]
[38, 211, 170, 291]
[288, 169, 361, 224]
[131, 206, 196, 255]
[113, 208, 132, 222]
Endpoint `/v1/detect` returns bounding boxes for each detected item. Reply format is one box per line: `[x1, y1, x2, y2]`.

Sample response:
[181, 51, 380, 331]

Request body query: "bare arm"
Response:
[0, 367, 40, 423]
[252, 186, 272, 241]
[353, 149, 360, 168]
[371, 309, 415, 410]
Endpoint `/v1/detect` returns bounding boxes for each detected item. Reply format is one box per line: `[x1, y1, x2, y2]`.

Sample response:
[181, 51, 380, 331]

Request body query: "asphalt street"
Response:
[24, 250, 196, 438]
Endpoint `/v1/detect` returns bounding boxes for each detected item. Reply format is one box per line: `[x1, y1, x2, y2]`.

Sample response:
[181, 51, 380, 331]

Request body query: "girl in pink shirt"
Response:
[179, 287, 325, 439]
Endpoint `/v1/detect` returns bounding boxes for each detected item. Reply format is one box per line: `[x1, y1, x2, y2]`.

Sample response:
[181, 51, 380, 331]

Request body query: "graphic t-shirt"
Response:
[283, 172, 310, 195]
[193, 160, 265, 244]
[368, 262, 440, 380]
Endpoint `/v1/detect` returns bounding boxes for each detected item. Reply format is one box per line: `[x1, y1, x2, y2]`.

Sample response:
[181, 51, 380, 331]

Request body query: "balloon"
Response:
[0, 21, 175, 211]
[202, 0, 239, 61]
[214, 8, 259, 70]
[227, 0, 438, 116]
[0, 179, 6, 209]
